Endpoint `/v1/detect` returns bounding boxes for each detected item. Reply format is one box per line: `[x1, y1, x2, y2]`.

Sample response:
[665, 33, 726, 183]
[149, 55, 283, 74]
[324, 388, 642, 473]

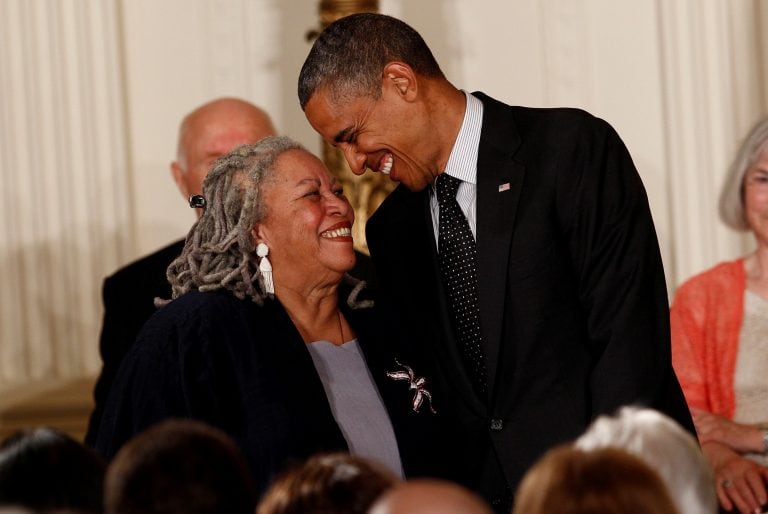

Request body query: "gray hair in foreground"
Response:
[298, 13, 443, 110]
[165, 136, 304, 304]
[719, 116, 768, 231]
[575, 406, 718, 514]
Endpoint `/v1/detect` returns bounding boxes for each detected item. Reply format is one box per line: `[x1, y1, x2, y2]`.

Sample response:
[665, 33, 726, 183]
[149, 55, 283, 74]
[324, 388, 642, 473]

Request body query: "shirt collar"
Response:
[442, 91, 483, 185]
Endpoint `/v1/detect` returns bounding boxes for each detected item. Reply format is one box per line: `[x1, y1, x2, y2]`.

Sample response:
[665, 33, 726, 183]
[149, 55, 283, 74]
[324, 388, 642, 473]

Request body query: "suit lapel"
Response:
[368, 186, 486, 415]
[474, 93, 524, 397]
[418, 193, 487, 414]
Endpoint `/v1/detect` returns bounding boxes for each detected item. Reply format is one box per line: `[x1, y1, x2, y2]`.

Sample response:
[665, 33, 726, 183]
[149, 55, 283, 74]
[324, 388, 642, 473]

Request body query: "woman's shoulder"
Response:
[157, 289, 255, 320]
[138, 289, 266, 347]
[674, 258, 744, 301]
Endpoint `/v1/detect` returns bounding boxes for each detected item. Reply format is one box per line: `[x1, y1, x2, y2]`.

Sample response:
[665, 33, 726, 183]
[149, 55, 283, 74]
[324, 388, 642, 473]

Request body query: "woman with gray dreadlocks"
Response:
[93, 136, 452, 496]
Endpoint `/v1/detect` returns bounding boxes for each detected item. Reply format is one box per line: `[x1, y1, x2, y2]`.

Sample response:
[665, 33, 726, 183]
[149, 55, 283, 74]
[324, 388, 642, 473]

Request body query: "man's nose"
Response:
[341, 145, 367, 175]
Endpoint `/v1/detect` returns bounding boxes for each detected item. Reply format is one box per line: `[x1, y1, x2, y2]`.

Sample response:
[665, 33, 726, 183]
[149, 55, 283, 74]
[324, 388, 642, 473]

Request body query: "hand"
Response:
[702, 441, 768, 514]
[692, 408, 765, 453]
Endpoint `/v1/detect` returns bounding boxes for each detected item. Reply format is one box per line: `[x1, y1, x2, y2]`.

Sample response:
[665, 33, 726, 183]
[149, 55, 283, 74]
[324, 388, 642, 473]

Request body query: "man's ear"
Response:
[170, 161, 190, 200]
[383, 62, 418, 101]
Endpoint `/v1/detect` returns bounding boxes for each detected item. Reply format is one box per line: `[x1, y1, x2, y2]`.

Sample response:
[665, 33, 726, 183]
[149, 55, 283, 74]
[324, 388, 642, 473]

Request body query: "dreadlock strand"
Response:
[164, 136, 304, 304]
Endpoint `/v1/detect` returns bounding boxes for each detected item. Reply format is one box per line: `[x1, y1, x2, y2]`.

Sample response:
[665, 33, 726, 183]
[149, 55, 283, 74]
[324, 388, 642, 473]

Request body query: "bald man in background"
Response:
[368, 479, 493, 514]
[85, 98, 277, 444]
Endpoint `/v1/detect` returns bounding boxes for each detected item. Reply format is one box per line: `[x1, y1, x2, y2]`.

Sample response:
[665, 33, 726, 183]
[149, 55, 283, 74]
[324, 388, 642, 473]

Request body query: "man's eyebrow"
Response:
[333, 126, 354, 144]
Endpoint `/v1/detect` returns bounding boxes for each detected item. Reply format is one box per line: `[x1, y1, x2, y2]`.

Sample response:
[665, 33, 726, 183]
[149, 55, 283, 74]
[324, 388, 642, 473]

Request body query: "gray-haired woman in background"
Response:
[671, 117, 768, 514]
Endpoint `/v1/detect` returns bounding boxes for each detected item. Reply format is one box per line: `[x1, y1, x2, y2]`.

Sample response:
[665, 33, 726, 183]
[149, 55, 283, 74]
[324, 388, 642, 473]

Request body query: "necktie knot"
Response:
[436, 173, 461, 203]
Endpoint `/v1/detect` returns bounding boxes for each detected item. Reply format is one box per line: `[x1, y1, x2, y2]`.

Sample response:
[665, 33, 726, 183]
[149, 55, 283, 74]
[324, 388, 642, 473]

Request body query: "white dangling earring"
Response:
[256, 242, 274, 295]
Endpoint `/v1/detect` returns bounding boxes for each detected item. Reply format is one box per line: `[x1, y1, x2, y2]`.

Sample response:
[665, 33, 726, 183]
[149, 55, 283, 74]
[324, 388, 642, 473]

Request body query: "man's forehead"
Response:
[306, 91, 363, 136]
[189, 124, 262, 159]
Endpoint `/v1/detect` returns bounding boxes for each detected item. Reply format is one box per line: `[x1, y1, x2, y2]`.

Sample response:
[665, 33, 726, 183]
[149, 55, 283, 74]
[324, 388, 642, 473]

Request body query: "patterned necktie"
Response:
[436, 173, 487, 395]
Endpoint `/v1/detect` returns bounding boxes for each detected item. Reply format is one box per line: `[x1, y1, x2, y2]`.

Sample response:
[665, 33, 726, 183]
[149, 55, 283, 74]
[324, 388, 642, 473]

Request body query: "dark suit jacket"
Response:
[85, 239, 185, 445]
[93, 285, 449, 495]
[86, 239, 377, 446]
[366, 93, 694, 511]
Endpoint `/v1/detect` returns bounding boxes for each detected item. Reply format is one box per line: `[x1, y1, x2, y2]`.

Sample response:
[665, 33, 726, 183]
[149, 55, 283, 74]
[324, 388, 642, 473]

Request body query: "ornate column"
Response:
[308, 0, 395, 254]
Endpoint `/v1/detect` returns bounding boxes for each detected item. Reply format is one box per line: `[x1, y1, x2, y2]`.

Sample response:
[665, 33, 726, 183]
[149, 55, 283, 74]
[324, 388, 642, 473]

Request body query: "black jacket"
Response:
[366, 93, 695, 511]
[94, 284, 450, 494]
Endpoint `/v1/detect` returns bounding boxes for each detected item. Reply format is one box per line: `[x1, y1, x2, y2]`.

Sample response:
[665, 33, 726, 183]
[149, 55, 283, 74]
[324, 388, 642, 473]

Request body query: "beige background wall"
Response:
[1, 0, 767, 393]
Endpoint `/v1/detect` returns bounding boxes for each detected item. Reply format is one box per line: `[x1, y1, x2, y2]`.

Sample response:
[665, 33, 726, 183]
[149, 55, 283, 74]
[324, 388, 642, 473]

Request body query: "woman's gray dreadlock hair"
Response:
[163, 136, 304, 305]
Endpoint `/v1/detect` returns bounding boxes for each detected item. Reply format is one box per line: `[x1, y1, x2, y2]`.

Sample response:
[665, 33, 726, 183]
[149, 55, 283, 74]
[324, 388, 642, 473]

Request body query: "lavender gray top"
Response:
[307, 338, 404, 478]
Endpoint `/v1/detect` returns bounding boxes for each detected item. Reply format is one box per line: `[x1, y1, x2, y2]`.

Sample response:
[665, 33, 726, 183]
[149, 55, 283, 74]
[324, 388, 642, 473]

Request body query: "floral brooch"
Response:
[386, 359, 436, 414]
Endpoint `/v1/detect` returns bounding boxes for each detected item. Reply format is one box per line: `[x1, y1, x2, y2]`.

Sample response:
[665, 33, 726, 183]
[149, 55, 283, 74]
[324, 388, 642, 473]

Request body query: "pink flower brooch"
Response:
[386, 359, 436, 414]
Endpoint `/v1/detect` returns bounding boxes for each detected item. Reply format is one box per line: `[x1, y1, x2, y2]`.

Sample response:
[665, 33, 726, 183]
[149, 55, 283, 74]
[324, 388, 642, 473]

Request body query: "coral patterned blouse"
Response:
[670, 259, 745, 419]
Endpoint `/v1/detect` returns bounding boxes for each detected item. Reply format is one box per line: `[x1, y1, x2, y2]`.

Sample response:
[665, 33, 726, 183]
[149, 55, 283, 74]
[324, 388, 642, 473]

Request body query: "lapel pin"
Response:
[498, 183, 511, 192]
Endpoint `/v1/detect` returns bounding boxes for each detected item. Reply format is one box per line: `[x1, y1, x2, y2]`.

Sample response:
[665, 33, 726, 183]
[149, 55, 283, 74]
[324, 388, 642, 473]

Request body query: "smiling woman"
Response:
[671, 117, 768, 514]
[92, 136, 450, 495]
[254, 148, 357, 304]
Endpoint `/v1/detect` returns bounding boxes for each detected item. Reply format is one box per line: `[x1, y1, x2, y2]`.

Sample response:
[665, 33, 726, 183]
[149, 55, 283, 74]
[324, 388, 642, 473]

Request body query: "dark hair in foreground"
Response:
[256, 452, 398, 514]
[298, 13, 444, 109]
[0, 427, 106, 513]
[513, 445, 680, 514]
[104, 419, 255, 514]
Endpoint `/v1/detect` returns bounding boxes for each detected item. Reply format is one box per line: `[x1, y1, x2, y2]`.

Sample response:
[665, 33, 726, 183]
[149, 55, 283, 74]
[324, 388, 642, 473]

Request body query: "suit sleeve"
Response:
[85, 276, 135, 445]
[93, 314, 189, 459]
[560, 116, 693, 429]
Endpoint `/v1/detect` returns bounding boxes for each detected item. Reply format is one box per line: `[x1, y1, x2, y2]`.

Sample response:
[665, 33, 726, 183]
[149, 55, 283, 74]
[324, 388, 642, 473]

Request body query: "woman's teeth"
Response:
[321, 227, 351, 238]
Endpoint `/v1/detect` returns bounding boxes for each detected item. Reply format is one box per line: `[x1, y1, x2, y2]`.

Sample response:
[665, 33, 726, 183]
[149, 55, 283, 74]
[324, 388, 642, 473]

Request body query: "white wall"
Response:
[0, 0, 766, 389]
[122, 0, 768, 283]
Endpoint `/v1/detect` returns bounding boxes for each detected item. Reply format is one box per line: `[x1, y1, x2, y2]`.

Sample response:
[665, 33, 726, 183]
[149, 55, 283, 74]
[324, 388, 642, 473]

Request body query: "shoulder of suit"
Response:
[103, 239, 185, 287]
[472, 90, 611, 134]
[370, 184, 424, 223]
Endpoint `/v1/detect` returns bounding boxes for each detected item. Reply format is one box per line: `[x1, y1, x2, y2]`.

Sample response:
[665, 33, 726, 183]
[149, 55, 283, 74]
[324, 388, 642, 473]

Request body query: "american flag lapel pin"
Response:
[498, 182, 511, 192]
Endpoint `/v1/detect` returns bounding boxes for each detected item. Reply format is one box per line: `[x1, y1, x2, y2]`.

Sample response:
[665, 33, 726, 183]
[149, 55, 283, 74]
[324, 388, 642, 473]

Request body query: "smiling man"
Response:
[299, 13, 695, 513]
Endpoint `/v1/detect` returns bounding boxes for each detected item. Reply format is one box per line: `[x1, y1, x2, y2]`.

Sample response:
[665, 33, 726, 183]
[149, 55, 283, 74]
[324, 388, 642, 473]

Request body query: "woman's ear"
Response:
[383, 62, 418, 101]
[251, 225, 268, 246]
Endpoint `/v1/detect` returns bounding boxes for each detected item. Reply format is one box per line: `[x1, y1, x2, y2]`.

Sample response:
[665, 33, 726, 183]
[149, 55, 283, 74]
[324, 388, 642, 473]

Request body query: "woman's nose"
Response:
[325, 190, 352, 217]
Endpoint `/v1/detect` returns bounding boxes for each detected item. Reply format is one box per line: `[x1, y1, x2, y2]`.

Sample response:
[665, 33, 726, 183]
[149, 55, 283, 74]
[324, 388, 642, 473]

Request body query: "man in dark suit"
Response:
[85, 98, 277, 444]
[298, 13, 695, 512]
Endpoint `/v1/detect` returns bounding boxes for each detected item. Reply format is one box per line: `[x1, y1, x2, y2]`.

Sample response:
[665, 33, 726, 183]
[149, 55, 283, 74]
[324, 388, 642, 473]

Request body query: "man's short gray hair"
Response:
[298, 13, 443, 110]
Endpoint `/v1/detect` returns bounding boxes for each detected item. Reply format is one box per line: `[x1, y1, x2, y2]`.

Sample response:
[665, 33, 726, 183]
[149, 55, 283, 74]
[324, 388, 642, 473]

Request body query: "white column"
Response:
[0, 0, 130, 386]
[658, 0, 763, 288]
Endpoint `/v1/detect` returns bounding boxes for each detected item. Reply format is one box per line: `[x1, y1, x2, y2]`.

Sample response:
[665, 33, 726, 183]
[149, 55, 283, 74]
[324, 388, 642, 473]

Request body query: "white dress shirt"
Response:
[429, 91, 484, 248]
